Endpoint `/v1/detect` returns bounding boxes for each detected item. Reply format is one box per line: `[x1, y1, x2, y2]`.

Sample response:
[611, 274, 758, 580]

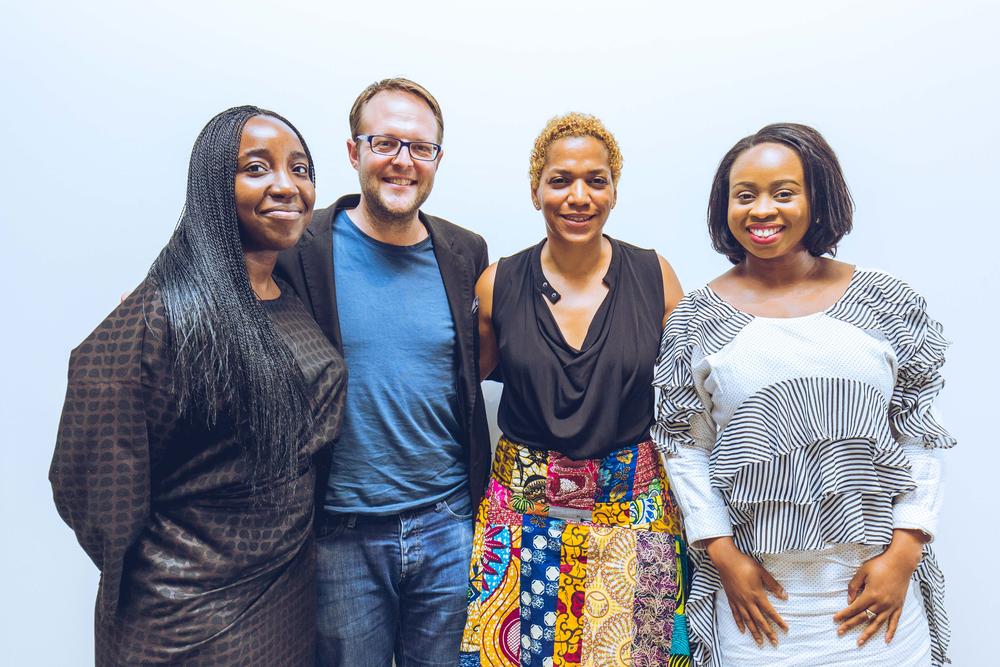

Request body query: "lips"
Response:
[383, 177, 417, 187]
[747, 224, 784, 245]
[561, 213, 595, 225]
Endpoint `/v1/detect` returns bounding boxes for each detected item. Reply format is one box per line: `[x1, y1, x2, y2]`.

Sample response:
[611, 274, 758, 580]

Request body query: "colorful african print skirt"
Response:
[459, 437, 691, 667]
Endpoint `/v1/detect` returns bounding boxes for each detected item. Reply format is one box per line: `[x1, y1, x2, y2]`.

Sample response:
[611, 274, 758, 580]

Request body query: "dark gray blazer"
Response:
[275, 194, 492, 506]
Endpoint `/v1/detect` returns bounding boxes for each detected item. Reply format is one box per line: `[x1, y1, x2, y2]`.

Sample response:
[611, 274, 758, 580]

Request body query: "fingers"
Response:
[833, 591, 869, 624]
[747, 603, 779, 647]
[761, 569, 788, 601]
[759, 596, 789, 633]
[738, 605, 765, 647]
[857, 608, 889, 646]
[846, 567, 867, 604]
[731, 607, 745, 634]
[885, 608, 903, 644]
[836, 607, 872, 635]
[836, 590, 876, 634]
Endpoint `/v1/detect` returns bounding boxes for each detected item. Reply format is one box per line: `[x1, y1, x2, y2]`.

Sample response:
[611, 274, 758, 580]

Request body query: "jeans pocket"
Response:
[440, 491, 474, 520]
[315, 514, 349, 542]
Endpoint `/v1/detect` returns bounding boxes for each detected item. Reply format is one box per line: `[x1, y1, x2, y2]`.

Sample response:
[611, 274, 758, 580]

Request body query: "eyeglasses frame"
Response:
[355, 134, 442, 161]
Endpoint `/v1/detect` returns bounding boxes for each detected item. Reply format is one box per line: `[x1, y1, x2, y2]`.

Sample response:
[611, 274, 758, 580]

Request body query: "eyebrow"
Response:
[549, 167, 611, 175]
[731, 178, 802, 189]
[240, 148, 309, 160]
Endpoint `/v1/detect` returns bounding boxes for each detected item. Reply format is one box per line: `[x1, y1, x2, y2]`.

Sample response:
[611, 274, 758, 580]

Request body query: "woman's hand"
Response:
[833, 529, 926, 646]
[706, 537, 788, 647]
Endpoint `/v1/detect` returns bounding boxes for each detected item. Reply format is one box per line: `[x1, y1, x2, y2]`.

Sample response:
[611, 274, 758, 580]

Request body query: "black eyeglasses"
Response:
[356, 134, 442, 161]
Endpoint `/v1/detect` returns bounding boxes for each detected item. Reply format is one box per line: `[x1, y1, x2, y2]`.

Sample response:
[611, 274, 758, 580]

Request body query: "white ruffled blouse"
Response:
[652, 268, 954, 667]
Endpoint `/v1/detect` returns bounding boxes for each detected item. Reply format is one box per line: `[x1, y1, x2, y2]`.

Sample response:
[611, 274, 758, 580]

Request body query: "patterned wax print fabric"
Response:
[459, 437, 691, 667]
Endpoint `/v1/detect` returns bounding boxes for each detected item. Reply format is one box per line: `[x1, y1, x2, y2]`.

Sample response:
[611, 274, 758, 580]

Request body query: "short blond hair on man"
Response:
[349, 77, 444, 142]
[529, 112, 623, 191]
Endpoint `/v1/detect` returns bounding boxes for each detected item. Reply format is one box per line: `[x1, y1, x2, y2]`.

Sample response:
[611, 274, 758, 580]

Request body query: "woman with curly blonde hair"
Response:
[459, 113, 692, 666]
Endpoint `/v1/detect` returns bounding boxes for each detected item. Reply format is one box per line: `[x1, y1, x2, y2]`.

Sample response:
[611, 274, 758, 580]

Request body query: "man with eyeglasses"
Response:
[276, 78, 491, 666]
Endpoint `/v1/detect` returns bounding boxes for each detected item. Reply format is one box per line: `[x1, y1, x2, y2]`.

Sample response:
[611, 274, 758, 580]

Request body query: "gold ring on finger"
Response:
[864, 609, 876, 621]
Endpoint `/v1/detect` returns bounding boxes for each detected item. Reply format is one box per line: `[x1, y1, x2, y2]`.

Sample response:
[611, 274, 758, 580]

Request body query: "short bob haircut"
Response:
[529, 112, 623, 192]
[708, 123, 854, 264]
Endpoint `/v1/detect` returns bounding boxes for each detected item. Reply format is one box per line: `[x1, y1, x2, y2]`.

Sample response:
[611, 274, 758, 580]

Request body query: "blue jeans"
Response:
[315, 488, 474, 667]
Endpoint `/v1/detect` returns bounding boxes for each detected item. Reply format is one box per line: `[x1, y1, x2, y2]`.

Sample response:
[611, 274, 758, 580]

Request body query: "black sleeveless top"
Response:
[493, 236, 664, 459]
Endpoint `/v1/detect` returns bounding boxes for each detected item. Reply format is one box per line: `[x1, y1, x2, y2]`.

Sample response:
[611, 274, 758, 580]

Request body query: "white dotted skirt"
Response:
[716, 544, 932, 666]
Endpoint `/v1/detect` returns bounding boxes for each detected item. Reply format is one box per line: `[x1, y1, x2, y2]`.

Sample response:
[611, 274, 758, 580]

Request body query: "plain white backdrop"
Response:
[2, 1, 997, 664]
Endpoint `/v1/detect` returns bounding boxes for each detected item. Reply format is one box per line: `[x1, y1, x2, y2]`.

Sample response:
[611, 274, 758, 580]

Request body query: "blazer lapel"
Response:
[426, 215, 475, 426]
[300, 208, 343, 352]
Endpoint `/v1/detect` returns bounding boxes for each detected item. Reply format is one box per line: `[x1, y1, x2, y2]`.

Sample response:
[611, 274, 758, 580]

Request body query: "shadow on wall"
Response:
[483, 381, 503, 455]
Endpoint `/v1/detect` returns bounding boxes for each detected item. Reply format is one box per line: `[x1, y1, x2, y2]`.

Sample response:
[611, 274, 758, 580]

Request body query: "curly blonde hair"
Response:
[529, 112, 623, 191]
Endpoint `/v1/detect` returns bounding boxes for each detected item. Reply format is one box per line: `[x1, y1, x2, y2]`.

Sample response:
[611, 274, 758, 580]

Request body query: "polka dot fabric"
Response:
[50, 280, 346, 665]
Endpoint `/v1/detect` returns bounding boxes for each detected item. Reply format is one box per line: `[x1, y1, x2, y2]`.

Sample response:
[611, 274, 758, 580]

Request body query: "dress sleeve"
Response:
[49, 289, 160, 618]
[885, 287, 953, 539]
[652, 299, 732, 546]
[888, 292, 955, 450]
[892, 444, 943, 540]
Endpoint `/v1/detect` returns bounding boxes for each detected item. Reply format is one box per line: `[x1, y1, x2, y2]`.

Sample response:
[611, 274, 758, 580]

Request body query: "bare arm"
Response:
[477, 263, 499, 381]
[657, 254, 684, 327]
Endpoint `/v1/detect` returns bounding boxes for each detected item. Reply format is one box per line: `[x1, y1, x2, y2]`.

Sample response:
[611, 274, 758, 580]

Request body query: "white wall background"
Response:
[2, 1, 996, 664]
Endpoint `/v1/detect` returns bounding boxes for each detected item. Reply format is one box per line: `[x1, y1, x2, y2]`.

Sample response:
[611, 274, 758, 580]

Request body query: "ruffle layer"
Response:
[710, 377, 917, 555]
[826, 270, 956, 450]
[651, 290, 751, 454]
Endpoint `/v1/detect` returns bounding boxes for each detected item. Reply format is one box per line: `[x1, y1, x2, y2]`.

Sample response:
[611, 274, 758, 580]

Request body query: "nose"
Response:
[390, 144, 415, 167]
[567, 179, 589, 206]
[268, 167, 298, 198]
[750, 194, 776, 219]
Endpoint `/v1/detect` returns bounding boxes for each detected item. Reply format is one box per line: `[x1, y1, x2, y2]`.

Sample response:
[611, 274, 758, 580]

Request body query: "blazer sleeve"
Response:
[474, 233, 489, 277]
[49, 287, 166, 618]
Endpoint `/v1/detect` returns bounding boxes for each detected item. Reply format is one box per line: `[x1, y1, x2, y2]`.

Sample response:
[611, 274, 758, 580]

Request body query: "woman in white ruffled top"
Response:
[653, 123, 952, 667]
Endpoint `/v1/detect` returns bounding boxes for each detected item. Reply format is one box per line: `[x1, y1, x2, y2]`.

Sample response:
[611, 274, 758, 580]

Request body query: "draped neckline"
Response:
[529, 236, 621, 355]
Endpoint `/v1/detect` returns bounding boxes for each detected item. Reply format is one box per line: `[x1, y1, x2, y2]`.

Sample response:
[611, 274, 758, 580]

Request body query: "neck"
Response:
[351, 197, 427, 246]
[739, 250, 825, 287]
[542, 233, 610, 284]
[243, 249, 279, 299]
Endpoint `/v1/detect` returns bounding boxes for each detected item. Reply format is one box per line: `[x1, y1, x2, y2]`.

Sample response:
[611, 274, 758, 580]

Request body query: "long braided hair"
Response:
[148, 105, 315, 490]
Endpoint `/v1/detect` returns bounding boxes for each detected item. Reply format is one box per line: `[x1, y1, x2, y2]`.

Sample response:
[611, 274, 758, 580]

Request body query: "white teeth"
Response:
[750, 227, 780, 238]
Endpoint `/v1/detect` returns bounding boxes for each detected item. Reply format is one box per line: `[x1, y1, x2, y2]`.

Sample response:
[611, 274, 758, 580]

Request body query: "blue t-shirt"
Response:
[325, 209, 467, 514]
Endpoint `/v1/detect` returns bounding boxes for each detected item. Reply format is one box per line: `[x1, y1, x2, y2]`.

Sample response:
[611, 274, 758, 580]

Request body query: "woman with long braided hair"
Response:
[50, 106, 346, 665]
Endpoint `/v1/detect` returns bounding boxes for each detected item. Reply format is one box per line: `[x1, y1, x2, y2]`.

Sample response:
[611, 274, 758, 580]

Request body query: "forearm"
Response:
[662, 444, 733, 547]
[892, 445, 943, 540]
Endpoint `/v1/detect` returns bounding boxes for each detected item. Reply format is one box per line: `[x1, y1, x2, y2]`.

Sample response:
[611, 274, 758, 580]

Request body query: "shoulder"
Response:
[848, 267, 927, 306]
[68, 280, 167, 384]
[612, 237, 665, 277]
[300, 201, 341, 244]
[423, 211, 486, 254]
[612, 237, 655, 261]
[290, 194, 358, 250]
[476, 262, 499, 298]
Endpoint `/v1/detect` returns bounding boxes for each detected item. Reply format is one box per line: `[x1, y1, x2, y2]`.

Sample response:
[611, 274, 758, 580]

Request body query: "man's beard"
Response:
[361, 177, 432, 228]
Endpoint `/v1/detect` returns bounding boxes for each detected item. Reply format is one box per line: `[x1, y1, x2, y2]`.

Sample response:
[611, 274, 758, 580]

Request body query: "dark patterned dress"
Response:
[50, 280, 346, 666]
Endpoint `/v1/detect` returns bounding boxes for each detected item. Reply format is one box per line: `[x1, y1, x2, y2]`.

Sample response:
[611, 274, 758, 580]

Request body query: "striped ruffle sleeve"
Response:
[651, 290, 750, 456]
[652, 292, 752, 547]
